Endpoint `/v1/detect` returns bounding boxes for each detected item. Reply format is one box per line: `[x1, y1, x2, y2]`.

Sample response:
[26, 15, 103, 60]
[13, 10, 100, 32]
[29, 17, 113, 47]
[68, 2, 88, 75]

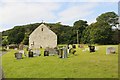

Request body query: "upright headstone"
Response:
[63, 47, 68, 58]
[7, 45, 9, 50]
[59, 48, 63, 58]
[72, 44, 76, 49]
[15, 52, 23, 59]
[67, 45, 70, 54]
[14, 48, 18, 50]
[106, 47, 116, 54]
[33, 49, 40, 56]
[89, 46, 95, 52]
[28, 50, 33, 57]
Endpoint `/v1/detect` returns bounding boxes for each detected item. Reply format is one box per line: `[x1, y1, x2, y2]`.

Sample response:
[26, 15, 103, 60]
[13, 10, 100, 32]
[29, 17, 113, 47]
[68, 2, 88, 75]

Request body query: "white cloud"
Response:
[57, 3, 98, 25]
[0, 2, 60, 28]
[0, 1, 118, 31]
[0, 0, 119, 2]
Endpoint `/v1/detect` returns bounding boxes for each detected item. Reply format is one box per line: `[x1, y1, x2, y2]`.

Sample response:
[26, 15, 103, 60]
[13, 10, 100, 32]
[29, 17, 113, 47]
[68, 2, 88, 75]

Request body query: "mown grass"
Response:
[2, 45, 118, 78]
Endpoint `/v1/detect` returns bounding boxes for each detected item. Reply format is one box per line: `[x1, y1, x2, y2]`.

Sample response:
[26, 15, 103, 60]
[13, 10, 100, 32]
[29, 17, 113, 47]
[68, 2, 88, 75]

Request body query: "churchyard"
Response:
[2, 44, 118, 78]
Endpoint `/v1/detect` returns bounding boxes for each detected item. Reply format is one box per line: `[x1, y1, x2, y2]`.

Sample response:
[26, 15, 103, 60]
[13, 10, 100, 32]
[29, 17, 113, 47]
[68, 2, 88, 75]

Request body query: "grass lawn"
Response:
[2, 45, 118, 78]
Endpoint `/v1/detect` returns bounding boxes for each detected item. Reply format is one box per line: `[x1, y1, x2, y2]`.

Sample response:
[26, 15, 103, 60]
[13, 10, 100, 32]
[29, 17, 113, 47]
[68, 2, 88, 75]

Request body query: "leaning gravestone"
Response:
[106, 47, 116, 54]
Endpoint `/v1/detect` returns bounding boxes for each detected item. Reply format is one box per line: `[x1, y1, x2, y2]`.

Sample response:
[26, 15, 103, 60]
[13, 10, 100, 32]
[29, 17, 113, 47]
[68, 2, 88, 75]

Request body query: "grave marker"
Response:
[106, 47, 116, 54]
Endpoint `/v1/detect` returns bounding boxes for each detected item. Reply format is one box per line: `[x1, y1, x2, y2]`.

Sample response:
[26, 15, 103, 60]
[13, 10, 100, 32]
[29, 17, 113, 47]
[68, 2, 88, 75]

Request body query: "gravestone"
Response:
[28, 51, 33, 57]
[45, 47, 57, 56]
[63, 47, 68, 58]
[44, 50, 49, 56]
[7, 45, 9, 50]
[14, 52, 23, 59]
[19, 50, 27, 57]
[59, 48, 63, 58]
[72, 45, 76, 49]
[33, 49, 40, 56]
[95, 47, 99, 51]
[14, 48, 18, 50]
[19, 50, 24, 54]
[89, 46, 95, 52]
[106, 47, 116, 54]
[19, 43, 24, 50]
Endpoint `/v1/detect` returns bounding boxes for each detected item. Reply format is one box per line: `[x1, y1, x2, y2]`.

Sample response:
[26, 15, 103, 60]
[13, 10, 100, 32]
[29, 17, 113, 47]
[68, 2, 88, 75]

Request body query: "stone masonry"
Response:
[29, 24, 57, 49]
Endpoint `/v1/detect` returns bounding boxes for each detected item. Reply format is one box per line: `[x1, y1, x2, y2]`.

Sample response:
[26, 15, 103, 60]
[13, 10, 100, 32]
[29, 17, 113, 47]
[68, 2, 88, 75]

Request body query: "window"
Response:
[41, 28, 43, 31]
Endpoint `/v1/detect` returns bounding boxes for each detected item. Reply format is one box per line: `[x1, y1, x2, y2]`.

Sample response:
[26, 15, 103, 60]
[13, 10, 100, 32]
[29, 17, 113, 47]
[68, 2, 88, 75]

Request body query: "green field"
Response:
[2, 45, 118, 78]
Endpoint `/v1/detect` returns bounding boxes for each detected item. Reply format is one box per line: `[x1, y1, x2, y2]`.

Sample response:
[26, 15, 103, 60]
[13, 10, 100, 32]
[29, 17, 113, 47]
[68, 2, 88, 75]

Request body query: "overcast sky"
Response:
[0, 0, 119, 32]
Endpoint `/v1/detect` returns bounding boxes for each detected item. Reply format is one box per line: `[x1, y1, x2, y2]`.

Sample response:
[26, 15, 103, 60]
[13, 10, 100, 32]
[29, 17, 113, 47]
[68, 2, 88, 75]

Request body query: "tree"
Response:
[81, 22, 113, 45]
[23, 33, 29, 45]
[8, 27, 25, 44]
[96, 12, 119, 44]
[73, 20, 88, 43]
[96, 12, 119, 28]
[2, 36, 9, 46]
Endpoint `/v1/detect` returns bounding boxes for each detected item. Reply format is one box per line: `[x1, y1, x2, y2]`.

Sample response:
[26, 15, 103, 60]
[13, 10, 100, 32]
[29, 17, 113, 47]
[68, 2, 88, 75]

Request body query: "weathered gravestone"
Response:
[28, 50, 33, 57]
[14, 52, 23, 59]
[88, 46, 95, 52]
[33, 49, 40, 56]
[19, 50, 24, 54]
[63, 47, 68, 58]
[19, 50, 27, 57]
[19, 43, 24, 50]
[106, 47, 116, 54]
[44, 50, 49, 56]
[59, 48, 63, 58]
[72, 44, 76, 49]
[45, 47, 58, 56]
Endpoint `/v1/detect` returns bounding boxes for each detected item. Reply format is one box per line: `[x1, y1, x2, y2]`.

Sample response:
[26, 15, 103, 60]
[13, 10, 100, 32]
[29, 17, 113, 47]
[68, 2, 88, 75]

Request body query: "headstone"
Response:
[89, 46, 95, 52]
[95, 47, 99, 51]
[7, 45, 9, 50]
[28, 51, 33, 57]
[45, 47, 57, 56]
[19, 50, 26, 56]
[19, 50, 24, 54]
[19, 43, 24, 50]
[14, 52, 23, 59]
[63, 47, 68, 58]
[14, 48, 18, 50]
[106, 47, 116, 54]
[59, 48, 63, 58]
[33, 49, 40, 56]
[72, 45, 76, 49]
[44, 50, 49, 56]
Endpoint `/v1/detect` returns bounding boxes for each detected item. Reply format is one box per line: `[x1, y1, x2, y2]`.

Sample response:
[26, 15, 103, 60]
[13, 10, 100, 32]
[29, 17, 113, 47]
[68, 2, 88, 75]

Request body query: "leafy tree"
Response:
[8, 27, 25, 44]
[2, 36, 9, 46]
[96, 12, 119, 28]
[73, 20, 88, 43]
[23, 33, 29, 45]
